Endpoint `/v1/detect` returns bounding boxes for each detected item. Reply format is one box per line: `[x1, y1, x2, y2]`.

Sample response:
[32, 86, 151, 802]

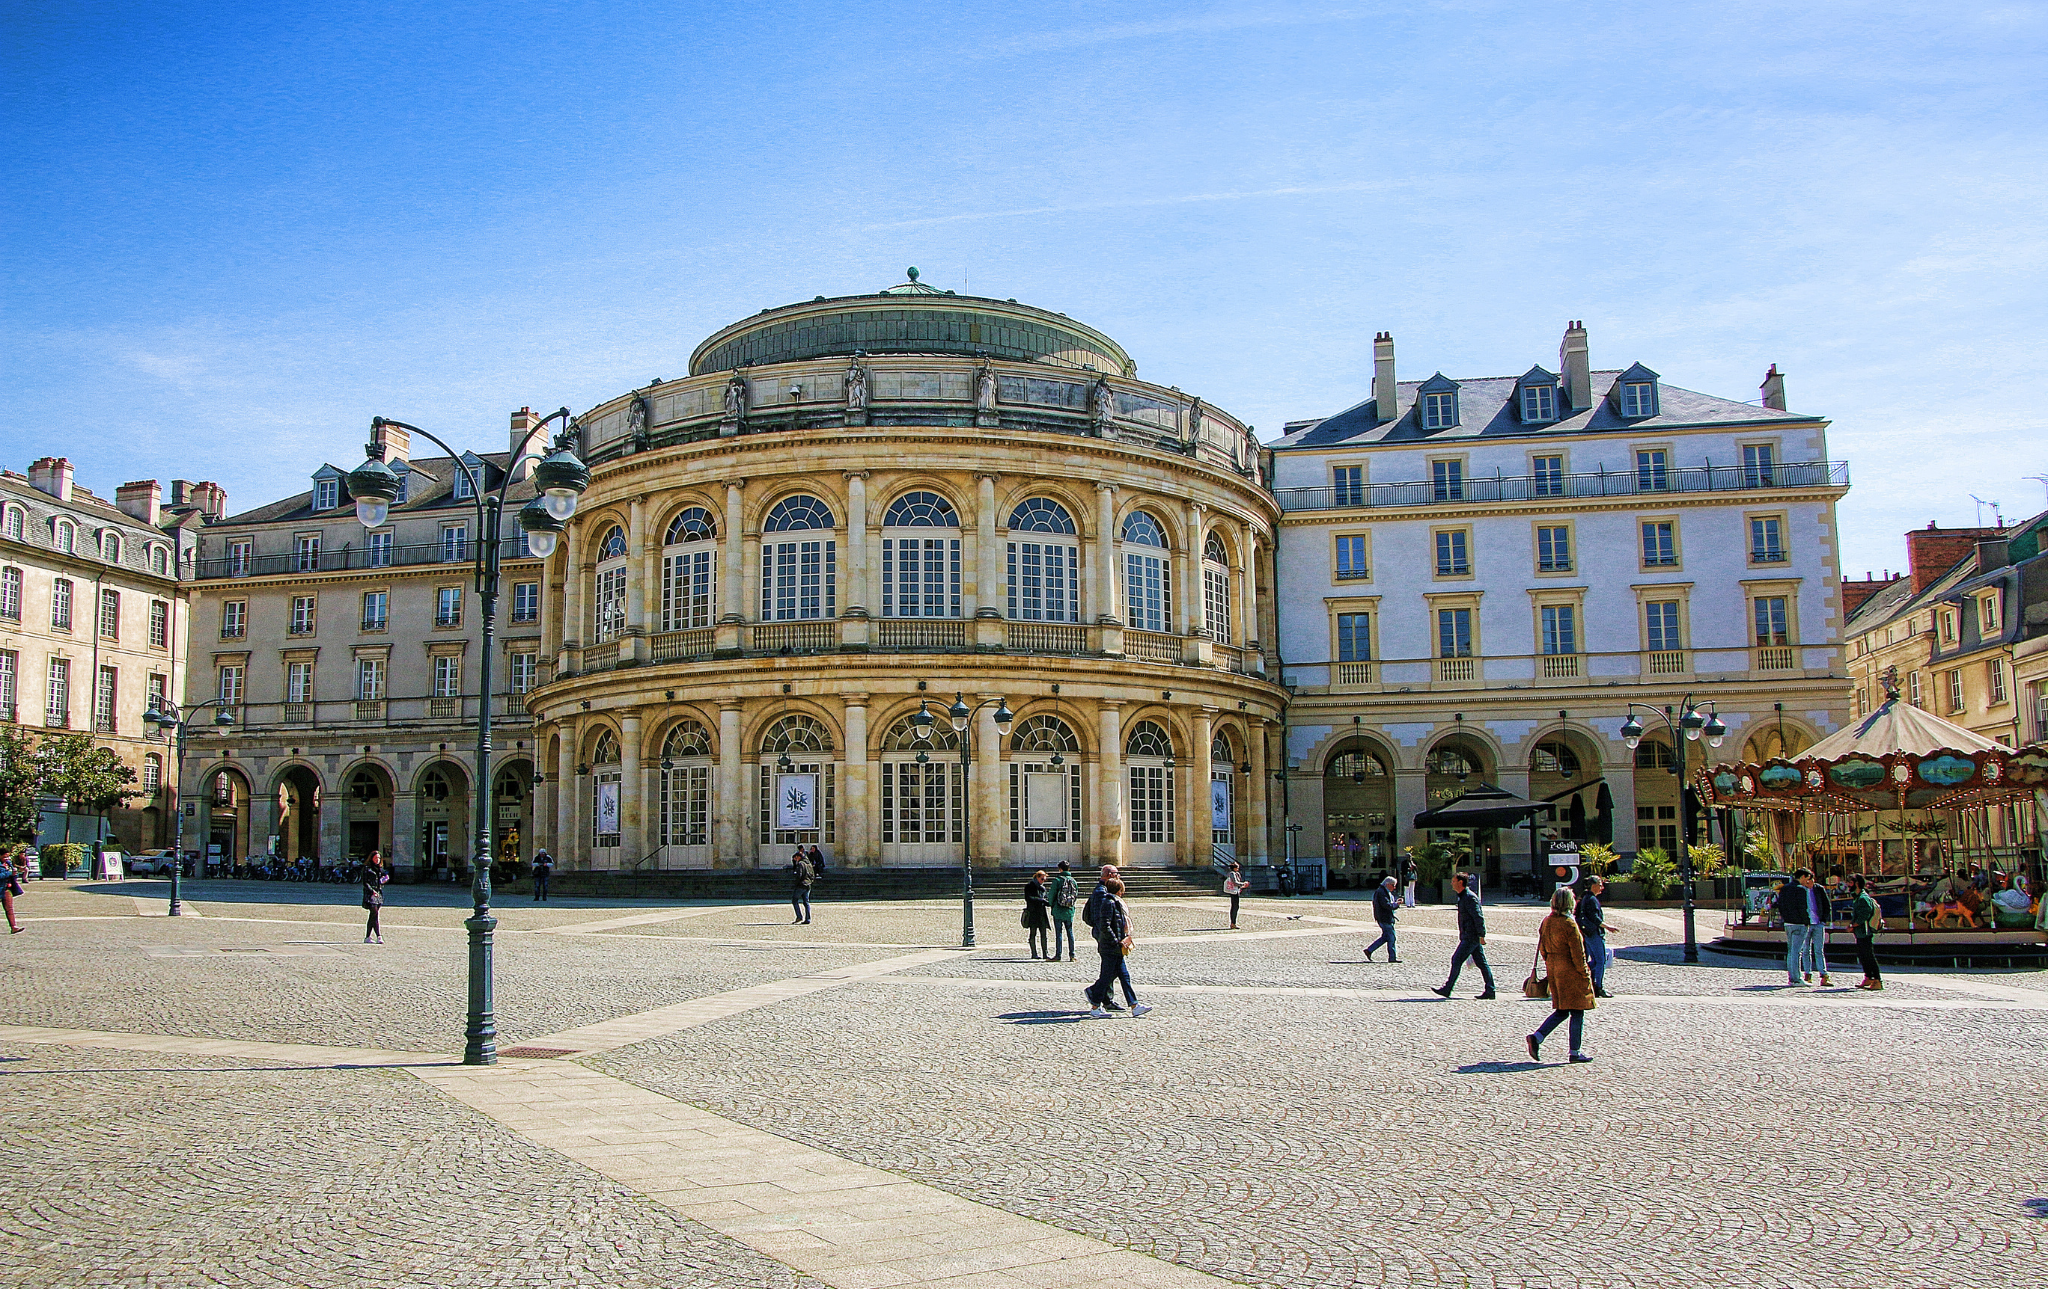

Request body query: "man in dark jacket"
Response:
[1080, 865, 1124, 1009]
[530, 848, 554, 902]
[1779, 867, 1832, 986]
[1364, 875, 1400, 961]
[1432, 873, 1496, 998]
[1576, 874, 1613, 997]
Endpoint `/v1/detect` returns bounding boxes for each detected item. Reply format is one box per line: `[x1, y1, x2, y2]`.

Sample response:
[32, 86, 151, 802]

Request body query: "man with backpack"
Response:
[1080, 865, 1125, 1009]
[1047, 861, 1080, 961]
[530, 848, 554, 902]
[789, 849, 815, 925]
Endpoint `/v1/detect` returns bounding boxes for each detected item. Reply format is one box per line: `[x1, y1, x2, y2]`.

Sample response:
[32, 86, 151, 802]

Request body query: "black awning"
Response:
[1413, 782, 1549, 830]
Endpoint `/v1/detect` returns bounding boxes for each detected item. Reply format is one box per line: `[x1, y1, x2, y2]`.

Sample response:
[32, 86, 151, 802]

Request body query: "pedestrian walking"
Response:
[1526, 886, 1596, 1064]
[1432, 872, 1496, 998]
[1577, 874, 1614, 997]
[1023, 869, 1052, 959]
[1080, 866, 1125, 1010]
[1085, 876, 1150, 1018]
[1779, 867, 1832, 986]
[1848, 873, 1884, 991]
[1402, 854, 1418, 908]
[1048, 861, 1079, 961]
[789, 849, 815, 925]
[1, 848, 25, 933]
[1363, 875, 1400, 961]
[361, 851, 389, 944]
[1223, 861, 1248, 929]
[530, 847, 554, 902]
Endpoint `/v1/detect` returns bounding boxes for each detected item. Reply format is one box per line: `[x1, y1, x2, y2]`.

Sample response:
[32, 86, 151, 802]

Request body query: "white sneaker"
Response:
[1131, 1003, 1153, 1017]
[1089, 1006, 1109, 1019]
[364, 935, 374, 944]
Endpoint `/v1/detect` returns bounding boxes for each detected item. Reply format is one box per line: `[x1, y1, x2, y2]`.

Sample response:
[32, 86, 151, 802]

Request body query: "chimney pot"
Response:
[1760, 363, 1787, 411]
[1372, 332, 1398, 424]
[28, 457, 75, 502]
[1559, 321, 1591, 412]
[372, 421, 411, 464]
[116, 479, 162, 526]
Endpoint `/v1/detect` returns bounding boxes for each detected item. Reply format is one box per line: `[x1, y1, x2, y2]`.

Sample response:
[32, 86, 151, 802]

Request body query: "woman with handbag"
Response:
[1, 847, 25, 933]
[1022, 869, 1052, 959]
[1525, 886, 1596, 1063]
[1222, 861, 1248, 929]
[361, 851, 390, 945]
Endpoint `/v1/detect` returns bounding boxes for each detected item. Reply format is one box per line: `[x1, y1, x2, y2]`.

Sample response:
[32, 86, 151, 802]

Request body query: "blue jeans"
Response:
[1583, 934, 1607, 992]
[532, 871, 549, 901]
[1785, 923, 1823, 982]
[1533, 1008, 1585, 1052]
[1444, 941, 1494, 992]
[792, 888, 812, 923]
[1051, 918, 1076, 958]
[1365, 921, 1396, 959]
[1087, 943, 1136, 1007]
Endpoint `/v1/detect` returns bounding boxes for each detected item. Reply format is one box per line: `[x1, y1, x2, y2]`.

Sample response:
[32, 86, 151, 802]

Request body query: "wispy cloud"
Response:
[979, 8, 1366, 58]
[855, 180, 1400, 231]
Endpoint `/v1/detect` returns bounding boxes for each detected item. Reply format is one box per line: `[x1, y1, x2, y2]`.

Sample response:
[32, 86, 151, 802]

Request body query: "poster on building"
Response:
[1025, 772, 1066, 831]
[595, 782, 620, 837]
[777, 774, 817, 830]
[1211, 778, 1233, 832]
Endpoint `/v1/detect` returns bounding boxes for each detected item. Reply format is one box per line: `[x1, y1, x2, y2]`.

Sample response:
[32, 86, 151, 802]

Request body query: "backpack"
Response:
[1051, 876, 1077, 909]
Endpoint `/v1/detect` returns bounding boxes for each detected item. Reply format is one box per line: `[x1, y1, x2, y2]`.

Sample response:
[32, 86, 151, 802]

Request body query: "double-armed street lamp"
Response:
[1619, 696, 1727, 964]
[910, 691, 1013, 948]
[344, 409, 589, 1065]
[142, 699, 237, 916]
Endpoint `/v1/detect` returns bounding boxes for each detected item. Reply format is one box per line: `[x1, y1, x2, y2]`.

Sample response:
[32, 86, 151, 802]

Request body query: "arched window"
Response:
[592, 730, 619, 763]
[55, 521, 74, 554]
[1008, 498, 1079, 623]
[758, 713, 834, 850]
[102, 532, 122, 563]
[661, 507, 717, 631]
[143, 753, 162, 793]
[420, 766, 455, 800]
[592, 524, 628, 643]
[1427, 746, 1478, 777]
[881, 709, 961, 752]
[349, 768, 383, 801]
[759, 713, 832, 753]
[659, 720, 712, 850]
[1009, 714, 1082, 848]
[1010, 714, 1080, 754]
[1634, 740, 1675, 770]
[1122, 511, 1171, 632]
[882, 492, 960, 619]
[761, 497, 836, 621]
[1532, 741, 1581, 778]
[1202, 533, 1230, 642]
[1211, 731, 1235, 764]
[1125, 719, 1175, 847]
[150, 545, 168, 576]
[2, 506, 21, 541]
[880, 711, 962, 848]
[1328, 748, 1386, 778]
[590, 731, 620, 850]
[1209, 731, 1237, 847]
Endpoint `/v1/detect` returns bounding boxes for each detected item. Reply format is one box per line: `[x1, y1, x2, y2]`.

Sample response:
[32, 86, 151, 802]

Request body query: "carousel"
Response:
[1700, 669, 2048, 966]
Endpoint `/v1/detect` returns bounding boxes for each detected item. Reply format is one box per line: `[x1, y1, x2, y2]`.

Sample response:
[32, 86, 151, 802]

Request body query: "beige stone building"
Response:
[180, 424, 548, 876]
[0, 458, 203, 851]
[523, 276, 1287, 872]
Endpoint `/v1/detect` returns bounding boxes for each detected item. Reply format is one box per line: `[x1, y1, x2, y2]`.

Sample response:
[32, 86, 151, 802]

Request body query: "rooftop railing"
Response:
[194, 536, 535, 580]
[1274, 460, 1849, 513]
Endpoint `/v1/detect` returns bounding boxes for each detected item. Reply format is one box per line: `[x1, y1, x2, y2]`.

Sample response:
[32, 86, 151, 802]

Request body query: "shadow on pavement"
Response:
[997, 1010, 1084, 1024]
[1453, 1060, 1544, 1074]
[73, 880, 777, 912]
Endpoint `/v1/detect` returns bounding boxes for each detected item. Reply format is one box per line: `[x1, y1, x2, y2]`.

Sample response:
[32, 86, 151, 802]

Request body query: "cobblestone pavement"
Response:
[9, 879, 2046, 1288]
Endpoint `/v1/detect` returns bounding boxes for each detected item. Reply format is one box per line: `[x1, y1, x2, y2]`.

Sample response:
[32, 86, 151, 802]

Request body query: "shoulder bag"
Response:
[1522, 947, 1550, 999]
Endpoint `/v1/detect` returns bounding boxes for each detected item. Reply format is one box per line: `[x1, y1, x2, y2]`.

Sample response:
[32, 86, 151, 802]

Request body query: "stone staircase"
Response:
[525, 866, 1225, 903]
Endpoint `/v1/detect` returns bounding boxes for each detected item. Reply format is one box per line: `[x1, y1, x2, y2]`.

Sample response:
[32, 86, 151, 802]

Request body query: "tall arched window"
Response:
[1202, 533, 1230, 642]
[102, 532, 123, 563]
[761, 496, 837, 621]
[150, 545, 168, 576]
[1209, 730, 1237, 853]
[881, 491, 960, 619]
[1125, 719, 1176, 853]
[590, 730, 621, 850]
[2, 506, 21, 541]
[143, 753, 162, 793]
[661, 507, 718, 631]
[659, 719, 713, 853]
[1122, 511, 1171, 632]
[1009, 714, 1082, 856]
[55, 521, 74, 554]
[1007, 498, 1079, 623]
[880, 711, 962, 858]
[758, 713, 834, 853]
[592, 524, 628, 644]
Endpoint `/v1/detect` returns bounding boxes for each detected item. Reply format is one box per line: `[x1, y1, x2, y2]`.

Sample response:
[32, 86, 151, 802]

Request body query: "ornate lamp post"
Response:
[911, 691, 1013, 948]
[346, 409, 588, 1064]
[1619, 697, 1727, 963]
[142, 699, 237, 916]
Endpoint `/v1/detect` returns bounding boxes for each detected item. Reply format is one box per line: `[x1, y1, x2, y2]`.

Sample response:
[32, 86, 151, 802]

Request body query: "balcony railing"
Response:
[1755, 646, 1797, 671]
[1336, 661, 1374, 686]
[651, 627, 716, 661]
[1007, 621, 1089, 655]
[281, 703, 312, 724]
[429, 697, 458, 719]
[1125, 630, 1182, 664]
[194, 536, 535, 580]
[46, 710, 70, 729]
[1437, 657, 1476, 682]
[583, 641, 620, 670]
[354, 700, 387, 721]
[1276, 460, 1849, 512]
[1308, 644, 1821, 690]
[1540, 653, 1581, 679]
[1647, 650, 1688, 675]
[754, 622, 838, 654]
[877, 620, 966, 650]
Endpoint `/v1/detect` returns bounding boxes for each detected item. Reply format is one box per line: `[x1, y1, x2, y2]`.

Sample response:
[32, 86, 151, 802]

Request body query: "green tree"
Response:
[38, 734, 138, 844]
[0, 725, 46, 848]
[1686, 843, 1726, 880]
[1631, 847, 1677, 899]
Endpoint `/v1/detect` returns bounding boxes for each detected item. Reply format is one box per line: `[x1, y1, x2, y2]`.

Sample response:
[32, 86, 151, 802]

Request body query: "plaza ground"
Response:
[3, 878, 2043, 1288]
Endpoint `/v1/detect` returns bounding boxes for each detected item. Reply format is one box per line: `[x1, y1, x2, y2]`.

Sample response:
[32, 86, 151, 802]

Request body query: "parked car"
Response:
[126, 850, 192, 876]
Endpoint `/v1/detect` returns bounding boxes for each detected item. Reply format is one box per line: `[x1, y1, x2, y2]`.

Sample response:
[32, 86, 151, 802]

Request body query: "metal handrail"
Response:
[1275, 460, 1849, 513]
[195, 536, 537, 580]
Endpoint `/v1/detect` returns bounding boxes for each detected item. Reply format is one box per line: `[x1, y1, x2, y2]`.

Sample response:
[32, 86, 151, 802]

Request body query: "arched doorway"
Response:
[879, 710, 962, 866]
[656, 722, 713, 868]
[587, 731, 621, 864]
[1209, 729, 1239, 863]
[275, 766, 321, 863]
[202, 767, 251, 866]
[1124, 720, 1177, 867]
[1424, 734, 1497, 881]
[1323, 739, 1394, 881]
[758, 713, 834, 866]
[343, 764, 394, 863]
[416, 761, 471, 877]
[1009, 713, 1083, 867]
[494, 759, 532, 867]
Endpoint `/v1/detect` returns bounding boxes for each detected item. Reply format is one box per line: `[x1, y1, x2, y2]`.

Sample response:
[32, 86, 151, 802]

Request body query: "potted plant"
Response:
[1404, 838, 1466, 903]
[1630, 847, 1677, 901]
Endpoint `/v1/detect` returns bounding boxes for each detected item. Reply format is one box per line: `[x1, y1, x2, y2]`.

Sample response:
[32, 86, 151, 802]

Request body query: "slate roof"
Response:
[213, 451, 536, 528]
[0, 473, 181, 579]
[1272, 369, 1812, 450]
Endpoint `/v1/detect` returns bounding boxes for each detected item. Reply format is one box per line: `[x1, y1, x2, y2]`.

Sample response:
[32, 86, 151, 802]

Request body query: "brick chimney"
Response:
[116, 480, 162, 526]
[1760, 363, 1786, 411]
[511, 406, 543, 471]
[1906, 522, 2001, 594]
[28, 457, 74, 501]
[170, 480, 194, 508]
[373, 420, 411, 464]
[188, 481, 228, 520]
[1371, 334, 1397, 424]
[1840, 571, 1900, 618]
[1559, 321, 1591, 412]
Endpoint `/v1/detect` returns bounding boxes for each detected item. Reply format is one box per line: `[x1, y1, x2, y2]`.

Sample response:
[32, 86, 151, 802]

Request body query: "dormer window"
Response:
[1417, 373, 1460, 430]
[55, 521, 74, 554]
[392, 462, 410, 504]
[452, 452, 484, 501]
[1516, 367, 1560, 424]
[1614, 363, 1661, 418]
[313, 477, 340, 511]
[102, 532, 122, 563]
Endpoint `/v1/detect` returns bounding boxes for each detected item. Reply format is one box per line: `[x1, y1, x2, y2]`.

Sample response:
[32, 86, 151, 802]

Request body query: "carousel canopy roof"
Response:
[1800, 697, 2011, 763]
[1414, 783, 1548, 830]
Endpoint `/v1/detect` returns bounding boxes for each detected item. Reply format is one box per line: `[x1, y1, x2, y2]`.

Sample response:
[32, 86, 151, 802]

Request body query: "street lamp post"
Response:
[1619, 696, 1727, 964]
[346, 409, 588, 1064]
[911, 692, 1013, 948]
[143, 699, 237, 916]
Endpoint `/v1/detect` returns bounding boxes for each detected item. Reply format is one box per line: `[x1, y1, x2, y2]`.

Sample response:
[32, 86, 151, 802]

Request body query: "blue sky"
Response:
[4, 1, 2044, 570]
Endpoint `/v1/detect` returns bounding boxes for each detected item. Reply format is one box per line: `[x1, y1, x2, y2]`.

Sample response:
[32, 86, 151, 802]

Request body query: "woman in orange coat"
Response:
[1527, 886, 1597, 1064]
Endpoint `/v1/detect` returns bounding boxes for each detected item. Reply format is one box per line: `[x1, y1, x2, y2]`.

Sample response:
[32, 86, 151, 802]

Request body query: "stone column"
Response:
[390, 790, 418, 878]
[1191, 707, 1214, 867]
[557, 526, 582, 674]
[1093, 483, 1119, 624]
[1231, 523, 1252, 648]
[972, 474, 999, 619]
[619, 709, 644, 868]
[1180, 501, 1205, 637]
[717, 702, 745, 866]
[1097, 701, 1124, 864]
[844, 473, 869, 616]
[625, 498, 648, 660]
[721, 480, 745, 624]
[974, 696, 1004, 866]
[842, 694, 871, 866]
[1248, 720, 1270, 862]
[317, 787, 347, 868]
[1393, 769, 1429, 869]
[556, 722, 578, 869]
